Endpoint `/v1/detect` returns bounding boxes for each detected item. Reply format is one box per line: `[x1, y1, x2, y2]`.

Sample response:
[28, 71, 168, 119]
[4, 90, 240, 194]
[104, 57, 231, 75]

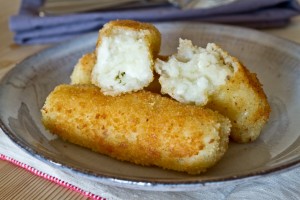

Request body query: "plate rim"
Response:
[1, 22, 300, 191]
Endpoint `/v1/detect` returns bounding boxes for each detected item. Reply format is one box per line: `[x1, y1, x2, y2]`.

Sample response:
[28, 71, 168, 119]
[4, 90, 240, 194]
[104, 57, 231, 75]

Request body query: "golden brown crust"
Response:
[154, 42, 270, 143]
[206, 46, 271, 143]
[97, 19, 161, 59]
[70, 39, 270, 143]
[41, 84, 231, 174]
[70, 52, 96, 84]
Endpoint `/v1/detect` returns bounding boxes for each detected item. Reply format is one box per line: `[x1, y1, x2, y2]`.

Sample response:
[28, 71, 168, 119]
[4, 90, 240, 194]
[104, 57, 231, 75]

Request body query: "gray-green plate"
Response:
[0, 22, 300, 191]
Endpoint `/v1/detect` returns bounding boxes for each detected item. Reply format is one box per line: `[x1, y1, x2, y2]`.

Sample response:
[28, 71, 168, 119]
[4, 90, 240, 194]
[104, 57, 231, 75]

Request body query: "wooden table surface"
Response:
[1, 0, 300, 199]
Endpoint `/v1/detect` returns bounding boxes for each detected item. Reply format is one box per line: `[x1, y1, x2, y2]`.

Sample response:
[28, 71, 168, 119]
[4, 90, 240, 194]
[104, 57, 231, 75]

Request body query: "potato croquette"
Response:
[70, 52, 96, 84]
[41, 84, 231, 174]
[70, 52, 162, 93]
[91, 20, 161, 96]
[206, 51, 271, 143]
[155, 39, 270, 143]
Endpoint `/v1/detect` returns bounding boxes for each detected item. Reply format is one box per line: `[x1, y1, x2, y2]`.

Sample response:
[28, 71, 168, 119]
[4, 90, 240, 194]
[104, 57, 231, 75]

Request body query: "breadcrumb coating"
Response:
[41, 84, 231, 174]
[155, 40, 270, 143]
[207, 46, 271, 142]
[91, 20, 161, 96]
[70, 52, 95, 85]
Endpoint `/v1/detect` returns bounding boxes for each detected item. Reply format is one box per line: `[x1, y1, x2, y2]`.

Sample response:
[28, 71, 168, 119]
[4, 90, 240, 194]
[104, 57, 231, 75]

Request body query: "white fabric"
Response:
[0, 129, 299, 200]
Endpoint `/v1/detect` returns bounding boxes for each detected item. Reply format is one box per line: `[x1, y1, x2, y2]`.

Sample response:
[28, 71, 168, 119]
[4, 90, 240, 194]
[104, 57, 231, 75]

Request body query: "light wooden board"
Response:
[0, 0, 300, 199]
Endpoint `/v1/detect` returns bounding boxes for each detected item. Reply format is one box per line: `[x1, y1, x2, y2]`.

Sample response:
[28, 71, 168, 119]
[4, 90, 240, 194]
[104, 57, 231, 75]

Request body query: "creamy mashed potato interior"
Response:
[92, 29, 153, 96]
[155, 39, 235, 105]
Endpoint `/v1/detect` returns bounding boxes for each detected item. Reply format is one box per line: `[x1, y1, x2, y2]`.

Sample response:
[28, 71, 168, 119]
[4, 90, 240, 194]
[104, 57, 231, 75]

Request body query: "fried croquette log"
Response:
[206, 59, 271, 143]
[70, 52, 96, 84]
[91, 20, 161, 96]
[41, 84, 231, 174]
[155, 39, 270, 143]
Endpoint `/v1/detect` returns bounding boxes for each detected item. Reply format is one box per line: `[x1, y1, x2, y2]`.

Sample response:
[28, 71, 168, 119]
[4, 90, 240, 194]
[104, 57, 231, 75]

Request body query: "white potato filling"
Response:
[155, 39, 234, 105]
[92, 29, 153, 96]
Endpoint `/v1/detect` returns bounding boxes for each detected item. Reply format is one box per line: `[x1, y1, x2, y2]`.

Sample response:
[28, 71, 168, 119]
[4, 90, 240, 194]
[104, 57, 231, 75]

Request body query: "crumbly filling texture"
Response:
[92, 29, 153, 96]
[155, 39, 234, 105]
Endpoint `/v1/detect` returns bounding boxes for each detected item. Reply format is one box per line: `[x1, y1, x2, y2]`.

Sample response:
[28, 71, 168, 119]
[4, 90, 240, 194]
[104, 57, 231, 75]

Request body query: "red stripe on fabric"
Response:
[0, 154, 105, 200]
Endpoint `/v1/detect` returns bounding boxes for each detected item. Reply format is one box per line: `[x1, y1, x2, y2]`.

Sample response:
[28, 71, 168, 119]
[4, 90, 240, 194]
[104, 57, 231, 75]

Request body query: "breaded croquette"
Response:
[206, 51, 271, 143]
[70, 52, 96, 84]
[41, 84, 231, 174]
[70, 52, 161, 93]
[155, 39, 270, 143]
[91, 20, 161, 96]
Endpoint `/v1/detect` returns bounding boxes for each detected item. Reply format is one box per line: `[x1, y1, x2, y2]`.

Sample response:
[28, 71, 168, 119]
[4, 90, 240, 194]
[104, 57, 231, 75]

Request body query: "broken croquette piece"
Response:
[91, 20, 161, 96]
[155, 39, 270, 143]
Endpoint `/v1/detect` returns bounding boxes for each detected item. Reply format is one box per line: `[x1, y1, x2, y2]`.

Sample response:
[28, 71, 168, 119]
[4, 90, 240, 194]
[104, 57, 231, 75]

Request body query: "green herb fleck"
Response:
[115, 71, 126, 84]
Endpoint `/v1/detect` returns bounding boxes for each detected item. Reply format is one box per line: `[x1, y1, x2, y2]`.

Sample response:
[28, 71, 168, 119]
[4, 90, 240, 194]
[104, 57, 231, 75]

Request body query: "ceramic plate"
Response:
[0, 22, 300, 191]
